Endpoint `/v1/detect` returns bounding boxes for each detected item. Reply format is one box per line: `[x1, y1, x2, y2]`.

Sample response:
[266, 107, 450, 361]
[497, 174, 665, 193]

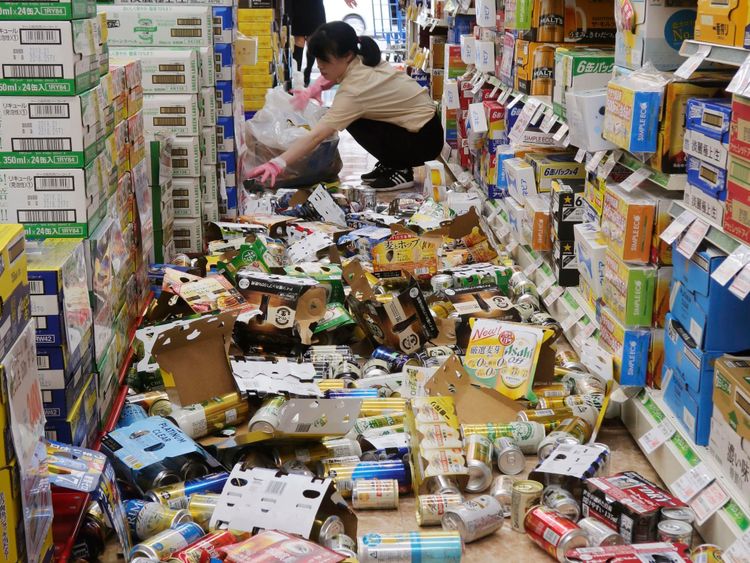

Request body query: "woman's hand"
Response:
[345, 0, 357, 7]
[247, 157, 286, 187]
[290, 76, 335, 111]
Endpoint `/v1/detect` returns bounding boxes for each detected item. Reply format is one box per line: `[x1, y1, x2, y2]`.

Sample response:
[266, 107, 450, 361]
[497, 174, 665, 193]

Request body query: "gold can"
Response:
[464, 434, 493, 493]
[169, 392, 249, 439]
[416, 493, 464, 526]
[273, 443, 330, 467]
[352, 479, 400, 510]
[187, 493, 219, 529]
[532, 383, 572, 399]
[318, 379, 347, 391]
[537, 0, 564, 42]
[517, 407, 575, 430]
[511, 480, 544, 532]
[359, 398, 407, 417]
[531, 45, 556, 96]
[128, 391, 173, 416]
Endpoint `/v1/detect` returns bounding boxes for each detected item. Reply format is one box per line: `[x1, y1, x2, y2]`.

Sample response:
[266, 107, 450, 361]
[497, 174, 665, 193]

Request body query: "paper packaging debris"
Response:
[101, 5, 213, 48]
[0, 19, 99, 95]
[528, 442, 612, 498]
[602, 250, 656, 327]
[110, 49, 200, 94]
[210, 466, 357, 540]
[601, 184, 656, 264]
[231, 358, 321, 398]
[143, 94, 201, 137]
[552, 47, 615, 120]
[567, 543, 692, 563]
[582, 471, 686, 543]
[574, 223, 607, 298]
[598, 306, 650, 386]
[151, 311, 238, 406]
[235, 271, 327, 346]
[504, 157, 537, 205]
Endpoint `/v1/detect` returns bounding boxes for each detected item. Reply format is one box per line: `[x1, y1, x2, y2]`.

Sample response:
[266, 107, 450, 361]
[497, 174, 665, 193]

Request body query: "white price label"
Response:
[728, 53, 750, 95]
[712, 244, 750, 286]
[471, 76, 487, 94]
[500, 88, 512, 103]
[671, 461, 714, 502]
[674, 44, 711, 80]
[540, 110, 557, 133]
[560, 306, 585, 332]
[660, 211, 697, 245]
[543, 285, 564, 308]
[677, 218, 710, 259]
[729, 263, 750, 300]
[619, 167, 652, 192]
[537, 274, 554, 294]
[490, 83, 500, 98]
[523, 256, 544, 277]
[574, 148, 587, 163]
[661, 367, 674, 393]
[690, 481, 730, 525]
[638, 419, 675, 455]
[498, 224, 510, 239]
[507, 93, 524, 109]
[468, 102, 489, 133]
[598, 151, 621, 180]
[552, 123, 569, 142]
[509, 98, 541, 142]
[585, 150, 606, 173]
[724, 529, 750, 563]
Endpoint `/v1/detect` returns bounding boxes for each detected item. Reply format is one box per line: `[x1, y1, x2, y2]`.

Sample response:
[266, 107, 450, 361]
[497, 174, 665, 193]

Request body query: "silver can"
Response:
[282, 459, 316, 477]
[542, 485, 580, 521]
[427, 474, 462, 496]
[356, 186, 377, 211]
[324, 437, 363, 458]
[441, 494, 504, 543]
[465, 434, 493, 492]
[333, 360, 362, 381]
[431, 274, 454, 295]
[248, 396, 287, 433]
[577, 517, 625, 546]
[489, 475, 515, 517]
[416, 493, 464, 526]
[661, 507, 696, 525]
[362, 358, 391, 378]
[657, 519, 694, 545]
[494, 437, 525, 475]
[322, 533, 358, 559]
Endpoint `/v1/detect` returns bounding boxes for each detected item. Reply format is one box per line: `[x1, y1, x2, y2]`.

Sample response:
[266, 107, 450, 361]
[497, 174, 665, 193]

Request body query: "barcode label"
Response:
[153, 117, 186, 127]
[35, 316, 48, 330]
[175, 240, 191, 249]
[37, 355, 50, 369]
[29, 103, 69, 119]
[160, 106, 186, 114]
[153, 75, 186, 84]
[12, 138, 71, 152]
[173, 200, 190, 208]
[42, 390, 51, 402]
[158, 64, 185, 72]
[173, 188, 189, 197]
[177, 18, 202, 25]
[173, 158, 189, 169]
[3, 64, 63, 78]
[295, 423, 312, 433]
[35, 176, 74, 191]
[29, 280, 44, 295]
[171, 28, 202, 38]
[265, 481, 287, 495]
[18, 209, 76, 223]
[20, 28, 61, 45]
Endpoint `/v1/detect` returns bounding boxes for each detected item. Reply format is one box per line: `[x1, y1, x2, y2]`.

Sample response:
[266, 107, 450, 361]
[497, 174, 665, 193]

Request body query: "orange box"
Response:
[515, 40, 565, 97]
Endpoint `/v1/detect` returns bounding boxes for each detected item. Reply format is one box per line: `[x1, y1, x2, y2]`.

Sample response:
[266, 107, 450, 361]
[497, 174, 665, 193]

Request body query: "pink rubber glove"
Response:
[247, 157, 286, 187]
[291, 76, 335, 111]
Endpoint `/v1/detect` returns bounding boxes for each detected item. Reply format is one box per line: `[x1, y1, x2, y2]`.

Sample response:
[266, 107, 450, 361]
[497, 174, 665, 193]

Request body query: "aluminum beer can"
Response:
[358, 531, 463, 563]
[464, 434, 493, 492]
[169, 392, 249, 439]
[533, 383, 573, 398]
[691, 544, 723, 563]
[426, 474, 462, 496]
[248, 396, 287, 433]
[661, 507, 696, 525]
[352, 478, 400, 509]
[353, 414, 404, 435]
[372, 346, 416, 371]
[542, 485, 580, 521]
[577, 517, 625, 546]
[362, 358, 391, 378]
[511, 480, 544, 532]
[416, 493, 464, 526]
[322, 437, 363, 458]
[524, 506, 589, 562]
[359, 398, 407, 416]
[490, 475, 515, 517]
[125, 499, 193, 540]
[494, 437, 525, 475]
[322, 534, 358, 559]
[129, 522, 205, 560]
[326, 460, 409, 497]
[168, 530, 246, 562]
[657, 519, 693, 545]
[135, 463, 182, 491]
[311, 514, 346, 543]
[461, 421, 546, 454]
[187, 494, 219, 530]
[146, 472, 229, 510]
[128, 390, 174, 416]
[442, 495, 504, 543]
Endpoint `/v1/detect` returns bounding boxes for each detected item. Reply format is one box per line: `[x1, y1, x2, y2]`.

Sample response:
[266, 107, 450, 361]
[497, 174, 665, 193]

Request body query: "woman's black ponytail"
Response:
[308, 21, 381, 67]
[357, 36, 381, 67]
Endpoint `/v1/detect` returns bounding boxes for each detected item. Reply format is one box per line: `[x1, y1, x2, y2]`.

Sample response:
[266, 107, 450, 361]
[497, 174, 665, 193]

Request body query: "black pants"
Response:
[346, 113, 444, 170]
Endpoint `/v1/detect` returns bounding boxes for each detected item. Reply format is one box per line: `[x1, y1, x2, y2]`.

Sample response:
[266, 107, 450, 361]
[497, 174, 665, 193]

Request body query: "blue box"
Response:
[42, 347, 93, 419]
[212, 6, 234, 44]
[663, 314, 721, 394]
[663, 363, 713, 446]
[216, 116, 235, 153]
[447, 14, 474, 43]
[44, 372, 98, 447]
[219, 151, 236, 188]
[215, 43, 233, 82]
[671, 244, 750, 351]
[686, 155, 727, 199]
[505, 103, 524, 135]
[37, 328, 92, 390]
[686, 98, 731, 143]
[216, 80, 234, 117]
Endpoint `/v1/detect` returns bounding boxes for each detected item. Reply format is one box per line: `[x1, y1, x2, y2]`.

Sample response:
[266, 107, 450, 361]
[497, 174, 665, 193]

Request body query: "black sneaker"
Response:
[369, 168, 414, 191]
[360, 161, 388, 183]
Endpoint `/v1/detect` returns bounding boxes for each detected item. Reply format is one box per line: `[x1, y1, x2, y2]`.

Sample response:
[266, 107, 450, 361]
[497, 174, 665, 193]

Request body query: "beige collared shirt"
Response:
[320, 56, 437, 133]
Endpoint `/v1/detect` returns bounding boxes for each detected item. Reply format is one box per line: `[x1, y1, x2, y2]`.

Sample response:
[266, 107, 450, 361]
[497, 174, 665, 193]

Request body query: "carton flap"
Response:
[151, 311, 237, 405]
[342, 259, 375, 300]
[424, 355, 523, 423]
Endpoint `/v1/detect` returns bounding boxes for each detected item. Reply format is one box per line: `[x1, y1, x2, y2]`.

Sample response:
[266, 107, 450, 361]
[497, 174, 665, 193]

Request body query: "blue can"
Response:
[145, 472, 229, 510]
[129, 521, 204, 560]
[326, 388, 379, 398]
[327, 460, 411, 496]
[361, 446, 410, 463]
[359, 531, 464, 562]
[371, 346, 415, 371]
[117, 403, 149, 428]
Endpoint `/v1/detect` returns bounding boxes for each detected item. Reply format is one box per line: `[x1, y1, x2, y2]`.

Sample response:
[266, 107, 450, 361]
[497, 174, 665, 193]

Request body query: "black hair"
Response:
[308, 21, 381, 67]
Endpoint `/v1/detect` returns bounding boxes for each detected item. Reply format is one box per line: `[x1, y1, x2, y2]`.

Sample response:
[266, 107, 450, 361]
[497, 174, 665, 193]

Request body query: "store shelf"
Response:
[622, 387, 750, 548]
[668, 200, 742, 255]
[680, 40, 750, 68]
[618, 152, 686, 191]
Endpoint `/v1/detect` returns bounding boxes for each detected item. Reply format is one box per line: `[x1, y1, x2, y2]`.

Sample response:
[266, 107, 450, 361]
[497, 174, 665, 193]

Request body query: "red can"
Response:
[168, 530, 248, 563]
[524, 506, 589, 562]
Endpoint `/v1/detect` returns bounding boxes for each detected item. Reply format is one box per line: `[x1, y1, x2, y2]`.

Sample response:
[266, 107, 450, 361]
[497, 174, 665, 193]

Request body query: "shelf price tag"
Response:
[677, 218, 710, 259]
[724, 529, 750, 563]
[543, 285, 564, 308]
[690, 481, 730, 525]
[509, 97, 541, 142]
[712, 244, 750, 286]
[537, 273, 555, 294]
[574, 148, 587, 163]
[585, 150, 606, 173]
[507, 93, 524, 109]
[499, 88, 513, 103]
[638, 419, 676, 455]
[552, 123, 569, 142]
[619, 167, 652, 192]
[674, 43, 711, 80]
[729, 262, 750, 300]
[727, 53, 750, 94]
[540, 110, 557, 133]
[471, 75, 487, 94]
[598, 150, 623, 180]
[660, 210, 697, 245]
[560, 306, 585, 332]
[671, 461, 714, 502]
[507, 239, 519, 253]
[523, 255, 544, 277]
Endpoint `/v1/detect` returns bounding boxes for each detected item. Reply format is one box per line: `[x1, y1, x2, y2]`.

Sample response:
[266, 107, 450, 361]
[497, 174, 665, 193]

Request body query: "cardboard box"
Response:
[525, 195, 551, 251]
[173, 217, 203, 254]
[683, 129, 728, 170]
[0, 89, 103, 168]
[709, 410, 750, 500]
[599, 306, 650, 386]
[505, 0, 616, 42]
[664, 314, 721, 395]
[200, 86, 217, 127]
[724, 180, 750, 243]
[695, 0, 750, 48]
[44, 371, 97, 446]
[615, 0, 696, 70]
[101, 5, 212, 48]
[215, 43, 234, 82]
[171, 135, 202, 177]
[219, 151, 236, 188]
[212, 5, 234, 44]
[526, 153, 584, 193]
[688, 155, 727, 199]
[197, 46, 216, 87]
[42, 346, 92, 419]
[172, 176, 203, 218]
[603, 78, 663, 154]
[0, 0, 96, 20]
[663, 359, 713, 445]
[684, 180, 726, 227]
[550, 178, 585, 239]
[504, 157, 537, 205]
[574, 222, 607, 298]
[216, 115, 235, 152]
[712, 356, 750, 442]
[143, 94, 201, 136]
[552, 238, 579, 287]
[216, 80, 234, 117]
[202, 126, 218, 164]
[0, 19, 99, 95]
[600, 184, 655, 264]
[110, 48, 200, 94]
[202, 164, 218, 204]
[687, 98, 732, 143]
[602, 250, 656, 327]
[514, 40, 565, 98]
[553, 47, 615, 120]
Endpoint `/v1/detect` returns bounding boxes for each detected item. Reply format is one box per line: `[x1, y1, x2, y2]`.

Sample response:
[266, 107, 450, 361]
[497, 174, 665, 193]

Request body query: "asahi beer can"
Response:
[461, 421, 546, 454]
[118, 403, 149, 428]
[490, 475, 516, 518]
[125, 499, 193, 540]
[248, 396, 288, 433]
[494, 437, 525, 475]
[533, 383, 573, 398]
[169, 392, 249, 439]
[311, 514, 346, 543]
[128, 391, 174, 416]
[691, 544, 723, 563]
[657, 519, 693, 545]
[146, 472, 229, 510]
[187, 494, 219, 529]
[168, 530, 244, 561]
[426, 474, 462, 496]
[572, 373, 607, 395]
[359, 398, 408, 416]
[537, 394, 604, 411]
[524, 506, 589, 562]
[353, 414, 404, 435]
[520, 405, 599, 429]
[577, 517, 625, 546]
[464, 434, 493, 492]
[442, 495, 504, 543]
[352, 479, 400, 509]
[322, 534, 358, 559]
[358, 531, 464, 562]
[542, 485, 580, 521]
[416, 493, 464, 526]
[130, 522, 205, 560]
[511, 480, 544, 532]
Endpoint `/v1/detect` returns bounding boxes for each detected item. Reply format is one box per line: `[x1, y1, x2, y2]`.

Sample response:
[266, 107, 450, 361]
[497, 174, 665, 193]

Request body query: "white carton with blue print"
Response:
[212, 6, 234, 44]
[504, 157, 537, 206]
[663, 358, 712, 445]
[683, 129, 728, 169]
[216, 116, 235, 152]
[216, 80, 234, 117]
[686, 98, 732, 143]
[215, 43, 234, 82]
[574, 222, 607, 298]
[219, 151, 236, 188]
